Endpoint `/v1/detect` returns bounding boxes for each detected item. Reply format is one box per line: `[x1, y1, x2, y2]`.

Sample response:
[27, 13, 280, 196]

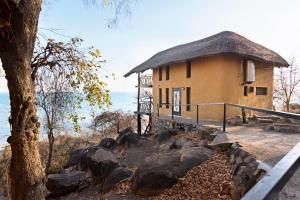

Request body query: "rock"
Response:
[65, 145, 100, 169]
[46, 171, 86, 197]
[227, 116, 242, 126]
[99, 138, 117, 149]
[132, 147, 212, 196]
[169, 139, 195, 150]
[274, 124, 300, 133]
[101, 167, 133, 191]
[65, 148, 87, 168]
[175, 147, 213, 177]
[198, 126, 218, 139]
[155, 129, 178, 143]
[257, 118, 273, 123]
[87, 148, 119, 183]
[116, 127, 140, 146]
[264, 125, 275, 131]
[132, 153, 179, 196]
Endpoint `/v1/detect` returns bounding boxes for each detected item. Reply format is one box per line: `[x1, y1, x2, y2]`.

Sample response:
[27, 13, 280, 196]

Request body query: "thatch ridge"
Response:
[124, 31, 288, 77]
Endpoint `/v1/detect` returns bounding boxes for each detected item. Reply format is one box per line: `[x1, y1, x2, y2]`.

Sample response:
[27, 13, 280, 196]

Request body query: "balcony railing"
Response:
[138, 75, 152, 87]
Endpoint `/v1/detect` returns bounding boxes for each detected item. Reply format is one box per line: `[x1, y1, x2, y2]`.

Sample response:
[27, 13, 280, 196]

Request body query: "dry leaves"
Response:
[153, 153, 233, 200]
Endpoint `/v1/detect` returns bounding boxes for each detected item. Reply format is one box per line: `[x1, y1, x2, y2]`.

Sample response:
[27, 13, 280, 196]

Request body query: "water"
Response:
[0, 92, 136, 148]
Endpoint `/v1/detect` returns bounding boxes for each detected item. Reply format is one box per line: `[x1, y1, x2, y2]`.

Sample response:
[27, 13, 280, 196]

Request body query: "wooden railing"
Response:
[139, 75, 152, 87]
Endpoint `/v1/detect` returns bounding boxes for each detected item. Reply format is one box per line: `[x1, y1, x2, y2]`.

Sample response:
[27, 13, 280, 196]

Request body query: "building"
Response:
[124, 31, 289, 128]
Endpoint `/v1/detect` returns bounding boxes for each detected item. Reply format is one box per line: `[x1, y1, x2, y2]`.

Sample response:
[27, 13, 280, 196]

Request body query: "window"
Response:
[166, 88, 169, 109]
[159, 66, 162, 81]
[186, 87, 191, 111]
[249, 87, 254, 93]
[256, 87, 267, 95]
[244, 86, 248, 96]
[166, 65, 170, 80]
[159, 88, 162, 107]
[186, 61, 191, 78]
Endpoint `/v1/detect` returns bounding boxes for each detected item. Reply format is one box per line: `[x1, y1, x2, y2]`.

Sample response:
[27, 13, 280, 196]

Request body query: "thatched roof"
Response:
[124, 31, 288, 77]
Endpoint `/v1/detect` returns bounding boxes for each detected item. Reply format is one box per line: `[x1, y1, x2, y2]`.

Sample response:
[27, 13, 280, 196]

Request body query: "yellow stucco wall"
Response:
[152, 55, 274, 120]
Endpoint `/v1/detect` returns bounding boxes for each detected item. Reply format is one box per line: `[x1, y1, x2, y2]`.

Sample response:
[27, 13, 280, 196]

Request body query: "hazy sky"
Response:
[1, 0, 300, 92]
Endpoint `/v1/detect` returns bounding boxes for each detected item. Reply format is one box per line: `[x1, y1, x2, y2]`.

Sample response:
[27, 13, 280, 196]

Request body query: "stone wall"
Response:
[229, 143, 267, 199]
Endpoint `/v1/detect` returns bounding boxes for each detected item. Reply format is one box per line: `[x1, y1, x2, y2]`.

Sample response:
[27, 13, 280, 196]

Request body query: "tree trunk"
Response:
[0, 0, 44, 199]
[45, 130, 55, 175]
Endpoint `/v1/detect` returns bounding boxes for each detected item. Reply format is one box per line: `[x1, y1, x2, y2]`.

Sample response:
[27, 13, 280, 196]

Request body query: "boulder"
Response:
[132, 147, 213, 196]
[65, 145, 100, 169]
[274, 124, 300, 133]
[169, 139, 195, 150]
[116, 127, 140, 146]
[101, 167, 133, 191]
[46, 171, 86, 197]
[87, 148, 119, 183]
[132, 153, 179, 196]
[197, 126, 219, 140]
[227, 116, 242, 126]
[99, 138, 117, 149]
[155, 129, 178, 143]
[65, 148, 87, 168]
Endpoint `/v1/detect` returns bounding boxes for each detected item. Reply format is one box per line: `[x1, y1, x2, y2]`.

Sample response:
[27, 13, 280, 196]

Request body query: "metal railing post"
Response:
[172, 104, 174, 120]
[197, 105, 199, 124]
[223, 103, 226, 132]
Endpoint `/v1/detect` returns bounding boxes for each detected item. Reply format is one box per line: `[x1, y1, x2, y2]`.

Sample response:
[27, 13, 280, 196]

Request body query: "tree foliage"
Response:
[91, 110, 136, 135]
[32, 37, 112, 132]
[274, 58, 300, 111]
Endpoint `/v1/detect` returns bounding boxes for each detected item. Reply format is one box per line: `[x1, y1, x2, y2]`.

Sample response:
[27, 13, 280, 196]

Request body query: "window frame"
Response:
[166, 65, 170, 80]
[166, 88, 169, 109]
[159, 88, 162, 107]
[186, 61, 191, 78]
[186, 87, 191, 111]
[159, 66, 162, 81]
[256, 87, 267, 96]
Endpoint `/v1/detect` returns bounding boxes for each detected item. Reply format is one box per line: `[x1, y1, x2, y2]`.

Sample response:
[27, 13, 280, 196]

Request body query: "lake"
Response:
[0, 92, 136, 149]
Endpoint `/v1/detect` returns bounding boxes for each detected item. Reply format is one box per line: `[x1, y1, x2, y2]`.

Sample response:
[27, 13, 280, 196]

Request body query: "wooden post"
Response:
[223, 103, 226, 132]
[137, 73, 141, 135]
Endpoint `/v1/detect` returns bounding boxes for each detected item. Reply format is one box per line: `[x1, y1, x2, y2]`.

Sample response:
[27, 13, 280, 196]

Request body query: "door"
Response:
[172, 88, 181, 116]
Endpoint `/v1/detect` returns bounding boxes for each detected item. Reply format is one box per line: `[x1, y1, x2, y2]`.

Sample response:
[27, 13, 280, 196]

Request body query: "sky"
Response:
[1, 0, 300, 92]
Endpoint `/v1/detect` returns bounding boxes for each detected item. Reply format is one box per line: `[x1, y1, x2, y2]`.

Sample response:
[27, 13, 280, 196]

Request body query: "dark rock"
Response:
[227, 116, 242, 126]
[87, 148, 119, 183]
[132, 153, 179, 196]
[99, 138, 117, 149]
[65, 148, 87, 168]
[169, 139, 194, 150]
[274, 124, 300, 133]
[102, 167, 133, 191]
[46, 171, 86, 197]
[116, 127, 140, 146]
[65, 145, 101, 170]
[155, 130, 172, 143]
[197, 126, 219, 140]
[132, 147, 212, 196]
[264, 125, 275, 131]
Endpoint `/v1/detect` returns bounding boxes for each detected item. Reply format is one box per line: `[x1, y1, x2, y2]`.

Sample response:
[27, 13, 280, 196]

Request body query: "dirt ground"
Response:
[224, 125, 300, 200]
